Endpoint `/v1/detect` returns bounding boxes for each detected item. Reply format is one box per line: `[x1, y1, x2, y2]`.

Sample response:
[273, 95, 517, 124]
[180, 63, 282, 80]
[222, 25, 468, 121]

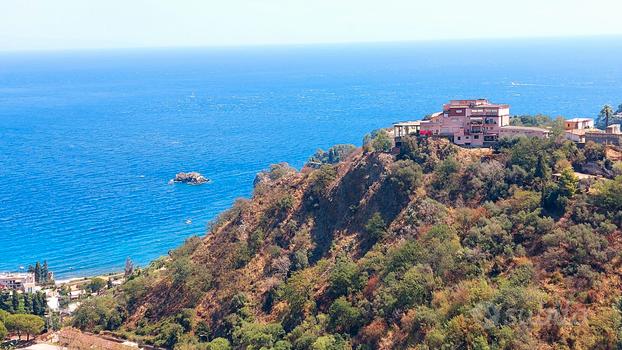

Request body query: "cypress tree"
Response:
[34, 262, 42, 284]
[534, 154, 551, 181]
[42, 261, 49, 283]
[11, 291, 20, 313]
[32, 293, 46, 316]
[23, 293, 32, 314]
[0, 292, 10, 311]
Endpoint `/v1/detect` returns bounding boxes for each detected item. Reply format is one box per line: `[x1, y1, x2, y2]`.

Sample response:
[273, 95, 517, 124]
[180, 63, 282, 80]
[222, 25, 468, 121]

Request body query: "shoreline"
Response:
[54, 271, 124, 286]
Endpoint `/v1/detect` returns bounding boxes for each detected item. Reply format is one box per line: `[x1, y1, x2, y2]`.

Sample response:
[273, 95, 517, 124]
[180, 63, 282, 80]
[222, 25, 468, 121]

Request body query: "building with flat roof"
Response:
[394, 99, 549, 147]
[0, 272, 36, 292]
[564, 117, 597, 143]
[565, 118, 594, 130]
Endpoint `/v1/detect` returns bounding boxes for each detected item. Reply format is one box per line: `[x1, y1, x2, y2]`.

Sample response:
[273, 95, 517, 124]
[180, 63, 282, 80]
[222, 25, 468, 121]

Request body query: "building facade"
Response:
[394, 99, 549, 147]
[0, 272, 36, 292]
[564, 118, 597, 143]
[565, 118, 594, 130]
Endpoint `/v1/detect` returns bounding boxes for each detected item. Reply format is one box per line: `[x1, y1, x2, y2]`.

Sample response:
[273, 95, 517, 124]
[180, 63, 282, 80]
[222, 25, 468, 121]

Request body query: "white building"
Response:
[564, 118, 597, 143]
[0, 272, 36, 292]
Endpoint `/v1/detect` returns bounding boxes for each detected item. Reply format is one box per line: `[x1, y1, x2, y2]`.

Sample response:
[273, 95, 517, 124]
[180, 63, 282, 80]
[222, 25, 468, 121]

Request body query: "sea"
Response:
[1, 37, 621, 279]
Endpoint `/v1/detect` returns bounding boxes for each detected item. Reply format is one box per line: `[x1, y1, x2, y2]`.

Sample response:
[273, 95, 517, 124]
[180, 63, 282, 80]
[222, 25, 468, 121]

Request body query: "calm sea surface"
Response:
[1, 38, 621, 278]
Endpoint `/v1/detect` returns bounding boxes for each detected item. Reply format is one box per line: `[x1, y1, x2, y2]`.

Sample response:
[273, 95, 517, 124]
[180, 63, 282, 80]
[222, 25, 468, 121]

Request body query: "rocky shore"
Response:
[169, 172, 210, 185]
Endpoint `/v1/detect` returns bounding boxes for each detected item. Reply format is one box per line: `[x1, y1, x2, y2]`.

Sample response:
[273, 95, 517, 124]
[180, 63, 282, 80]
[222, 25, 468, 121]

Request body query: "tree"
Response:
[124, 257, 134, 277]
[583, 141, 605, 162]
[156, 322, 184, 348]
[371, 130, 393, 153]
[431, 157, 462, 201]
[86, 278, 107, 293]
[328, 297, 363, 335]
[0, 320, 6, 340]
[72, 296, 124, 332]
[11, 291, 19, 313]
[534, 154, 551, 183]
[365, 213, 387, 243]
[593, 175, 622, 218]
[31, 293, 46, 316]
[205, 337, 232, 350]
[328, 255, 365, 298]
[597, 104, 614, 129]
[309, 144, 356, 165]
[388, 159, 423, 192]
[232, 321, 286, 349]
[34, 261, 42, 284]
[309, 165, 337, 198]
[558, 167, 578, 198]
[42, 261, 49, 283]
[5, 314, 45, 341]
[23, 293, 32, 314]
[174, 308, 195, 333]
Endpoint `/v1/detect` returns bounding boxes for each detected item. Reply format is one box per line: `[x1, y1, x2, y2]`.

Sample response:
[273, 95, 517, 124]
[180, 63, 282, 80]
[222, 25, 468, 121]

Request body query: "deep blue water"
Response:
[1, 37, 621, 279]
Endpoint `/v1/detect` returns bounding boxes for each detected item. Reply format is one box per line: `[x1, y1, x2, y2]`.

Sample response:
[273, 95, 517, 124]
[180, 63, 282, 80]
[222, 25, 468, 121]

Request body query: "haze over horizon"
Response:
[1, 0, 622, 52]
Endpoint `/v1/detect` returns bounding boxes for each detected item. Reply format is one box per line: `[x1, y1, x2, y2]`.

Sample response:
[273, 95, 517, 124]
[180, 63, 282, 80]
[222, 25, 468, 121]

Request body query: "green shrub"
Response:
[155, 322, 185, 348]
[72, 296, 124, 332]
[309, 165, 337, 198]
[309, 144, 356, 165]
[328, 255, 365, 298]
[233, 321, 286, 350]
[327, 297, 364, 335]
[205, 337, 232, 350]
[388, 159, 423, 192]
[364, 213, 387, 243]
[86, 277, 107, 293]
[593, 176, 622, 221]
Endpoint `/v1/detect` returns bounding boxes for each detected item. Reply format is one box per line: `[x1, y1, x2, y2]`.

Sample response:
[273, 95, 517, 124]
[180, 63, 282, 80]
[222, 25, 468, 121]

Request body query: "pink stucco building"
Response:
[394, 99, 549, 147]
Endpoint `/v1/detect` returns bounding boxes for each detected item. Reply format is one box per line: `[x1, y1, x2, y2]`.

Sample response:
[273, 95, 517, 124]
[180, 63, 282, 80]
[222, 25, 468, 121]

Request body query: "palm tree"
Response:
[599, 104, 614, 129]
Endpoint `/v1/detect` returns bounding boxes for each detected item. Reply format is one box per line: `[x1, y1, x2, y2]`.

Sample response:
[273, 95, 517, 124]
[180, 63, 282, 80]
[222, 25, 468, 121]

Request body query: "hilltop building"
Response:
[0, 272, 36, 292]
[564, 118, 596, 143]
[394, 99, 549, 147]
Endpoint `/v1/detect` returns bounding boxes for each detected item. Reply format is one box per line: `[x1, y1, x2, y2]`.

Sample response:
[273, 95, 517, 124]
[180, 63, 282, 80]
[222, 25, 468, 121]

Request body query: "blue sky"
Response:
[1, 0, 621, 51]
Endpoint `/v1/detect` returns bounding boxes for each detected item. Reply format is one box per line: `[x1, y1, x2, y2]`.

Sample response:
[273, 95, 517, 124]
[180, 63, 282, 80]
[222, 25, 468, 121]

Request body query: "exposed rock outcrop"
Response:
[169, 172, 210, 185]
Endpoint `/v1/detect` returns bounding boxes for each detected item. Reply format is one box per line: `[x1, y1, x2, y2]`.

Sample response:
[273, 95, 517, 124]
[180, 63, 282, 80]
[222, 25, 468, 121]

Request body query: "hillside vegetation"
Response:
[73, 132, 622, 350]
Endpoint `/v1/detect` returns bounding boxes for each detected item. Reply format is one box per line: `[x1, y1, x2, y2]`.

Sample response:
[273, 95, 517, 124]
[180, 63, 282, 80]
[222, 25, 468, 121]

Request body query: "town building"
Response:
[564, 117, 597, 143]
[394, 99, 549, 147]
[565, 118, 594, 130]
[585, 124, 622, 146]
[0, 272, 36, 292]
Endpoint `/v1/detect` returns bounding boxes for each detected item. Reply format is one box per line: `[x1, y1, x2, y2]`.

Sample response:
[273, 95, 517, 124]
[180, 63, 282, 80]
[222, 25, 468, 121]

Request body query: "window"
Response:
[474, 135, 479, 139]
[466, 136, 469, 139]
[457, 136, 461, 140]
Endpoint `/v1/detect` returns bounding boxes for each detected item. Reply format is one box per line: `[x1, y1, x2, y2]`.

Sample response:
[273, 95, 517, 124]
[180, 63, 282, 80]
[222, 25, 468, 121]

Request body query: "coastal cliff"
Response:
[73, 134, 622, 350]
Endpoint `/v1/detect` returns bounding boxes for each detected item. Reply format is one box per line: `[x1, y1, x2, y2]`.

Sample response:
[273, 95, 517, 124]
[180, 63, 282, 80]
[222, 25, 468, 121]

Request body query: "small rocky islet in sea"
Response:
[168, 171, 210, 185]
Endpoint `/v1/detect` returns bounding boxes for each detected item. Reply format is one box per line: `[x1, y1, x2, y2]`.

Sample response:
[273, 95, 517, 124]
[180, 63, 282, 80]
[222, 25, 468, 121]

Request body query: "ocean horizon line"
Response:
[1, 33, 622, 55]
